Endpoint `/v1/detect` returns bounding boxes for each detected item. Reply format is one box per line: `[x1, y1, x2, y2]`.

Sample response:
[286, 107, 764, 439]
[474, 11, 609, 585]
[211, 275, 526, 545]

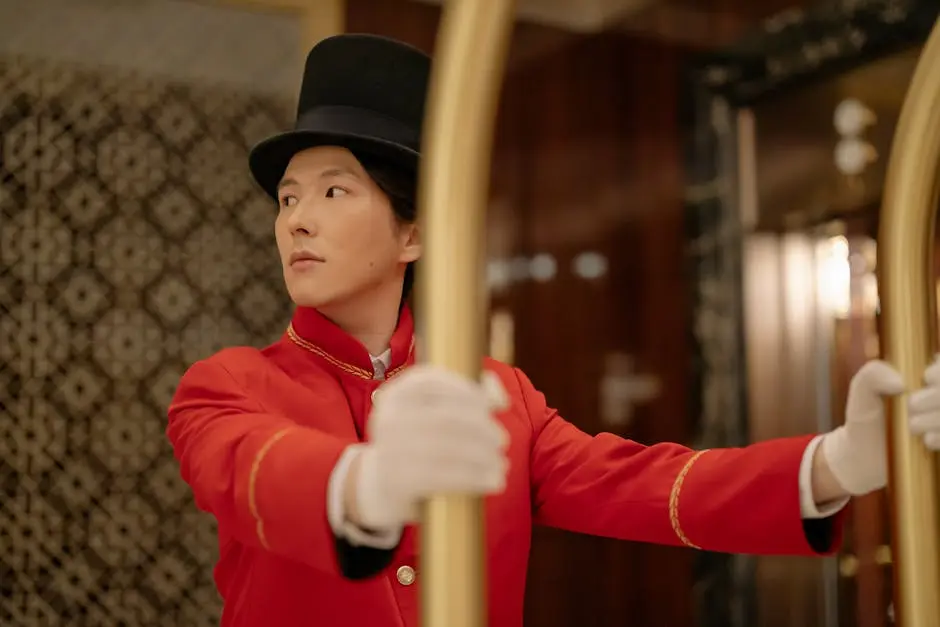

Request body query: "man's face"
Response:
[274, 146, 419, 310]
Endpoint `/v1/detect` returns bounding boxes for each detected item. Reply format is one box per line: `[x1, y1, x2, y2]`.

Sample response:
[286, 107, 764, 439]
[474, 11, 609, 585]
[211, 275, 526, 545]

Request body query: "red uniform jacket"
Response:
[167, 305, 842, 627]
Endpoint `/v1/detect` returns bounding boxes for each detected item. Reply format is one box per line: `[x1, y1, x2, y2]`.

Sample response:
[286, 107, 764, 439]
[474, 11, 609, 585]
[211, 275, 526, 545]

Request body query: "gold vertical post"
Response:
[416, 1, 517, 627]
[878, 18, 940, 627]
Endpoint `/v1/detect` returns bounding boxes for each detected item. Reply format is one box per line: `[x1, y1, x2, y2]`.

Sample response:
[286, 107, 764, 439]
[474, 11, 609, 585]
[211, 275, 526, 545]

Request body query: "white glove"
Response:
[822, 358, 940, 496]
[352, 365, 510, 531]
[908, 358, 940, 451]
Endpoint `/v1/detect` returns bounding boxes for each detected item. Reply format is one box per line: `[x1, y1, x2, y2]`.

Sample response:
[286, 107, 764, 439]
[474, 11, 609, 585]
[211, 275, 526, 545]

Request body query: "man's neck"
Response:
[317, 284, 402, 356]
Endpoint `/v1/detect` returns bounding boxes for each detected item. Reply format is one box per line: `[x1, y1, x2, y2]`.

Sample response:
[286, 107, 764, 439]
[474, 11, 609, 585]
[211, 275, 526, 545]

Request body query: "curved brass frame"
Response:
[418, 2, 940, 625]
[416, 1, 518, 627]
[879, 17, 940, 627]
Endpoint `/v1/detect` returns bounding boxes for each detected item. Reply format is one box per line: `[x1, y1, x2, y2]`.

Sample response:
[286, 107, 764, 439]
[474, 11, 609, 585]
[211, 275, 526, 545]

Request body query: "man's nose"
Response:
[286, 198, 318, 235]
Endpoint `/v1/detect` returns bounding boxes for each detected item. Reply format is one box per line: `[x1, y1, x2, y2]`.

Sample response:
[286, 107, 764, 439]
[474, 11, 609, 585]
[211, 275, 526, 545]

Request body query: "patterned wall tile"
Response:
[0, 54, 294, 626]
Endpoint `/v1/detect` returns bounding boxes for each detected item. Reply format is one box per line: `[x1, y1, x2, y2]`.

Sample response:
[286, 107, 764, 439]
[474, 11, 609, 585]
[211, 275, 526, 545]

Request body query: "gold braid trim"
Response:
[387, 337, 416, 379]
[668, 450, 709, 549]
[286, 324, 373, 379]
[248, 428, 292, 549]
[286, 325, 416, 381]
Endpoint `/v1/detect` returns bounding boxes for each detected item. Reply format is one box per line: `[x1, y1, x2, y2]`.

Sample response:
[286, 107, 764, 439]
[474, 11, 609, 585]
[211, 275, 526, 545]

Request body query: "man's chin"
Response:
[289, 291, 331, 309]
[287, 282, 349, 310]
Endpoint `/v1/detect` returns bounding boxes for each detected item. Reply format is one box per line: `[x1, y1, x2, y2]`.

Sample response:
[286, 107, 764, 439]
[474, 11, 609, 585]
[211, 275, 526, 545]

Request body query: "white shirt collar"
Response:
[370, 349, 391, 380]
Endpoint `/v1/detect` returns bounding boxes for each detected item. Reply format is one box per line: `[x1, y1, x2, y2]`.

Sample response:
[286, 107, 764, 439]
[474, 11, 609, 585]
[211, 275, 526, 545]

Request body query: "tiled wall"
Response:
[0, 34, 294, 626]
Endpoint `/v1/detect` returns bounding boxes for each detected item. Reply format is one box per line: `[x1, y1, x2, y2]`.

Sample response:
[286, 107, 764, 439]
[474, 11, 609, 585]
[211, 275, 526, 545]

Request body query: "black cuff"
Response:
[334, 536, 399, 580]
[803, 517, 836, 554]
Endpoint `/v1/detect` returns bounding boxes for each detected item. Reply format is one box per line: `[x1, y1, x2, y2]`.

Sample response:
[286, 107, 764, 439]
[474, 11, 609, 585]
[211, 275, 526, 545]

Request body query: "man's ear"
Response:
[400, 223, 421, 263]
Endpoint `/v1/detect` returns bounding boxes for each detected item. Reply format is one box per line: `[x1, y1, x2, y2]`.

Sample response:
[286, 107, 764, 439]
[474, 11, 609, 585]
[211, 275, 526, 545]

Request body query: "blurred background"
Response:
[1, 0, 939, 625]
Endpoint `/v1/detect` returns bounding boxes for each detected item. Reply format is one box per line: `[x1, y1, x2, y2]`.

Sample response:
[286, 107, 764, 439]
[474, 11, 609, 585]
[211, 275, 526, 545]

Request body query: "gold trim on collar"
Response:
[286, 323, 415, 381]
[387, 337, 415, 379]
[287, 324, 373, 380]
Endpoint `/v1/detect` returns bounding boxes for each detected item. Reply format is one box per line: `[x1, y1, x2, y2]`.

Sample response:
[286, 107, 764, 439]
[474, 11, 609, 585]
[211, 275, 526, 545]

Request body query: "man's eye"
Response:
[279, 195, 298, 208]
[326, 186, 348, 198]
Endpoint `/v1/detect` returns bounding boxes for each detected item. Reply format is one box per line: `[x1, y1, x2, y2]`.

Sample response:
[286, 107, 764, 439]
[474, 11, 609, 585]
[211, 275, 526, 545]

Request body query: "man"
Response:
[166, 33, 940, 627]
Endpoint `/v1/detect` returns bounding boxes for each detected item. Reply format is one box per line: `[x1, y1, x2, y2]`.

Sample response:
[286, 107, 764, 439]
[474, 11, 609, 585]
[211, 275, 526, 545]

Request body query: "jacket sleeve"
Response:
[515, 368, 843, 555]
[166, 356, 397, 578]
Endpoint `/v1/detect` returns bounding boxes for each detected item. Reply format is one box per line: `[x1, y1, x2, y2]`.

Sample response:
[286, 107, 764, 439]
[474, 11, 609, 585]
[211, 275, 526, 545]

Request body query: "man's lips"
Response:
[289, 251, 325, 268]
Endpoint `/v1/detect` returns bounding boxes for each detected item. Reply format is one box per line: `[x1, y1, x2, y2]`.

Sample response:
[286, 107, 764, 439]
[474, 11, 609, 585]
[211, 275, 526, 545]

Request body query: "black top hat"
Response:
[248, 34, 431, 199]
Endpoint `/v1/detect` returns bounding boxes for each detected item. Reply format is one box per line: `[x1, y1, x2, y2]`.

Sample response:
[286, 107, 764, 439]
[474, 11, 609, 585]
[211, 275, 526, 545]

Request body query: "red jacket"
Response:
[167, 305, 841, 627]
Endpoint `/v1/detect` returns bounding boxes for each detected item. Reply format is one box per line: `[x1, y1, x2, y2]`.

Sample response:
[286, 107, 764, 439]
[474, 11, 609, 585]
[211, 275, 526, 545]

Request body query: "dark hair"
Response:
[355, 153, 418, 304]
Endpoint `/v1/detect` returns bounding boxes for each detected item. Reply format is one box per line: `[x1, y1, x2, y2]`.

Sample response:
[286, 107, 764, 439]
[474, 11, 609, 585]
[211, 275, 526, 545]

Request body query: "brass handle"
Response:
[838, 545, 893, 578]
[840, 553, 860, 578]
[878, 16, 940, 627]
[416, 2, 518, 627]
[874, 544, 892, 567]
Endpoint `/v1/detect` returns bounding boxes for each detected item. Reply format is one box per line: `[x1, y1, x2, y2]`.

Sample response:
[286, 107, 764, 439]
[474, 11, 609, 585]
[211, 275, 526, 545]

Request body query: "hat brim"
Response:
[249, 129, 419, 200]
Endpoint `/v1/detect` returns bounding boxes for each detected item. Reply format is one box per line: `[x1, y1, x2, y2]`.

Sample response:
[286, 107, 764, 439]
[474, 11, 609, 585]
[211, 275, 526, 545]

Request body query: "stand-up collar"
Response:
[286, 305, 416, 380]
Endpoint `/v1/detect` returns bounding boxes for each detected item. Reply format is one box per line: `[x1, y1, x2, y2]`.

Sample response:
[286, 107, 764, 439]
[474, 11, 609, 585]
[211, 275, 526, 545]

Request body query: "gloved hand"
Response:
[822, 358, 940, 496]
[350, 365, 510, 531]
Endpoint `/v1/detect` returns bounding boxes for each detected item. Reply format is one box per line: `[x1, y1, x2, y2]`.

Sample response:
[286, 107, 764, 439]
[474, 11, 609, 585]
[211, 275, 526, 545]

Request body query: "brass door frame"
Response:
[418, 3, 940, 626]
[415, 2, 517, 627]
[877, 17, 940, 627]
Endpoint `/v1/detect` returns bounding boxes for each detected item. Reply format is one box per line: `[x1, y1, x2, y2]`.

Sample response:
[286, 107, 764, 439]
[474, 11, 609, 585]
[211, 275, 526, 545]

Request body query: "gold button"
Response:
[396, 565, 415, 586]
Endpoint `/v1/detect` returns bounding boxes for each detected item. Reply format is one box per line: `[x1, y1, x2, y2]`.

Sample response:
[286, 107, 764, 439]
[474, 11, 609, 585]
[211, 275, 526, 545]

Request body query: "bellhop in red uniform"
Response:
[167, 34, 940, 627]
